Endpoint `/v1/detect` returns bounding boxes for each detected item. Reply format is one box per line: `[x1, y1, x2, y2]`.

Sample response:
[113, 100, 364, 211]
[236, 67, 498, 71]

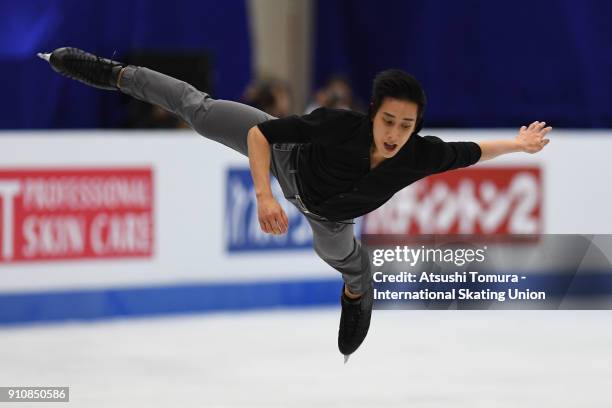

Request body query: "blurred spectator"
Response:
[305, 74, 364, 114]
[243, 78, 293, 117]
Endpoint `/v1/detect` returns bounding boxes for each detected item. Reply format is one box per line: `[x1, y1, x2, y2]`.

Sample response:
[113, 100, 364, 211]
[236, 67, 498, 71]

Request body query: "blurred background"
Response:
[1, 0, 611, 407]
[3, 0, 612, 129]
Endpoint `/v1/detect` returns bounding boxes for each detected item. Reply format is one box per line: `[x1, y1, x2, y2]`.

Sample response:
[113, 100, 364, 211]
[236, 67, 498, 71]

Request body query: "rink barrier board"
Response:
[1, 272, 612, 325]
[2, 131, 612, 324]
[0, 278, 343, 326]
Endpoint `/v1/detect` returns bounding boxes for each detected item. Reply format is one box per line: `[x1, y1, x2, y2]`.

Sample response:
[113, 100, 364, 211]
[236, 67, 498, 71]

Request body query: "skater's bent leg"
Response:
[118, 66, 274, 156]
[307, 218, 372, 296]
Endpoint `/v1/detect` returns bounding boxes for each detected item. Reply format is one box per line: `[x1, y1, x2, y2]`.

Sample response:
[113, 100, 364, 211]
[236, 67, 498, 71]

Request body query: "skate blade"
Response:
[37, 52, 51, 62]
[344, 354, 351, 364]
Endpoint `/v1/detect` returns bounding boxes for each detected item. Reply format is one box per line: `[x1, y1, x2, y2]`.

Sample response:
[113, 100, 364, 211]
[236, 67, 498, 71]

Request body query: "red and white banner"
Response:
[0, 168, 154, 263]
[363, 167, 542, 235]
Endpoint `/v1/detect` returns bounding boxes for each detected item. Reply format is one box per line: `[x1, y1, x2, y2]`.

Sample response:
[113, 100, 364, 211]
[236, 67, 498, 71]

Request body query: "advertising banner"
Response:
[363, 166, 542, 235]
[225, 167, 313, 252]
[0, 168, 154, 263]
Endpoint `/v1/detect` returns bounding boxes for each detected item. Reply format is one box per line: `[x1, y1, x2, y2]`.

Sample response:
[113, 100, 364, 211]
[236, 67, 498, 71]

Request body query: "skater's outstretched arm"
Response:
[417, 120, 552, 174]
[477, 121, 552, 161]
[247, 126, 289, 235]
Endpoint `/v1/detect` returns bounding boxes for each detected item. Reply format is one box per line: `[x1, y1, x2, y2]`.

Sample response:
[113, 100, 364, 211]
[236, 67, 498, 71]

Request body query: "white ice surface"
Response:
[1, 308, 611, 407]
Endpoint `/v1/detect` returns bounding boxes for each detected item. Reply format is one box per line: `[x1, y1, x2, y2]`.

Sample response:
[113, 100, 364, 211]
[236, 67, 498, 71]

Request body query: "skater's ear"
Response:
[413, 117, 424, 135]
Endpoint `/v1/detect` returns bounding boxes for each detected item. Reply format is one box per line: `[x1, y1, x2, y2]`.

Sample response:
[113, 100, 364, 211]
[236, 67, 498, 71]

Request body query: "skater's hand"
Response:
[257, 195, 289, 235]
[516, 121, 552, 154]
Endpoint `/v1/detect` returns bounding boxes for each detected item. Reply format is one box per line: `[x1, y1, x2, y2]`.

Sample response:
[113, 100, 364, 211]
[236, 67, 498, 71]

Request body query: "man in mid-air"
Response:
[39, 47, 551, 361]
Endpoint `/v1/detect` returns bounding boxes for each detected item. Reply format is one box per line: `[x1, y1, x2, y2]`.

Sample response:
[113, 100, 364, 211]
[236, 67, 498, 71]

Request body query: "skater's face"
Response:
[371, 97, 418, 160]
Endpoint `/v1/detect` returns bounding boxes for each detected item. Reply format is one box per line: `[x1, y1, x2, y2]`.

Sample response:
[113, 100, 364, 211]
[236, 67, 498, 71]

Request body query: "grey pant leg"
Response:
[306, 217, 372, 295]
[119, 66, 274, 156]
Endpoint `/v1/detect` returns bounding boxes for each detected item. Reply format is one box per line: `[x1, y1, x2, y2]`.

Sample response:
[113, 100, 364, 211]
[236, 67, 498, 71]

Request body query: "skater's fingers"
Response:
[280, 210, 289, 233]
[271, 219, 282, 235]
[257, 197, 288, 235]
[539, 126, 552, 136]
[269, 207, 288, 234]
[273, 218, 286, 235]
[269, 219, 281, 234]
[265, 210, 281, 235]
[260, 219, 272, 234]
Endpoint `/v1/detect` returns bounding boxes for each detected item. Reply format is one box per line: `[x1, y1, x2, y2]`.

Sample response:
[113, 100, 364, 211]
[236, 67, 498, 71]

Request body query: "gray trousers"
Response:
[120, 66, 372, 295]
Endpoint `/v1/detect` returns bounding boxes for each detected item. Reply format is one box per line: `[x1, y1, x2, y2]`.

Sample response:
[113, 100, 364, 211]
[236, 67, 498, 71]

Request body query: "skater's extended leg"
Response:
[39, 47, 273, 157]
[119, 66, 274, 156]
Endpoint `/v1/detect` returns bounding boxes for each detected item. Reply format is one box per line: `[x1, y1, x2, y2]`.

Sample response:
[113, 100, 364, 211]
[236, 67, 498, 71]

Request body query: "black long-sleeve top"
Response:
[257, 107, 481, 221]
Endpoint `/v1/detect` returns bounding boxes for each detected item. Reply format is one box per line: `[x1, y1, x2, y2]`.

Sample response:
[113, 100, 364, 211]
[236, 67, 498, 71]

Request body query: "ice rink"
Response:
[1, 308, 611, 407]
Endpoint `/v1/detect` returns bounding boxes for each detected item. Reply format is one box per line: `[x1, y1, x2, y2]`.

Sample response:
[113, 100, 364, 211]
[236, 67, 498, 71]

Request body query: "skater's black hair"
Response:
[369, 69, 427, 134]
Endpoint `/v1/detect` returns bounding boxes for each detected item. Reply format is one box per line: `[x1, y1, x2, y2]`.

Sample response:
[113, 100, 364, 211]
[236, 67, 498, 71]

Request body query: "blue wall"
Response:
[2, 1, 611, 129]
[314, 0, 612, 128]
[0, 0, 252, 129]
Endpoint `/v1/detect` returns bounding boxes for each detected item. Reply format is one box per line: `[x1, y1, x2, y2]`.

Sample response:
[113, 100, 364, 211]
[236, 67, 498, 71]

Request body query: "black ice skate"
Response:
[37, 47, 125, 90]
[338, 284, 373, 362]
